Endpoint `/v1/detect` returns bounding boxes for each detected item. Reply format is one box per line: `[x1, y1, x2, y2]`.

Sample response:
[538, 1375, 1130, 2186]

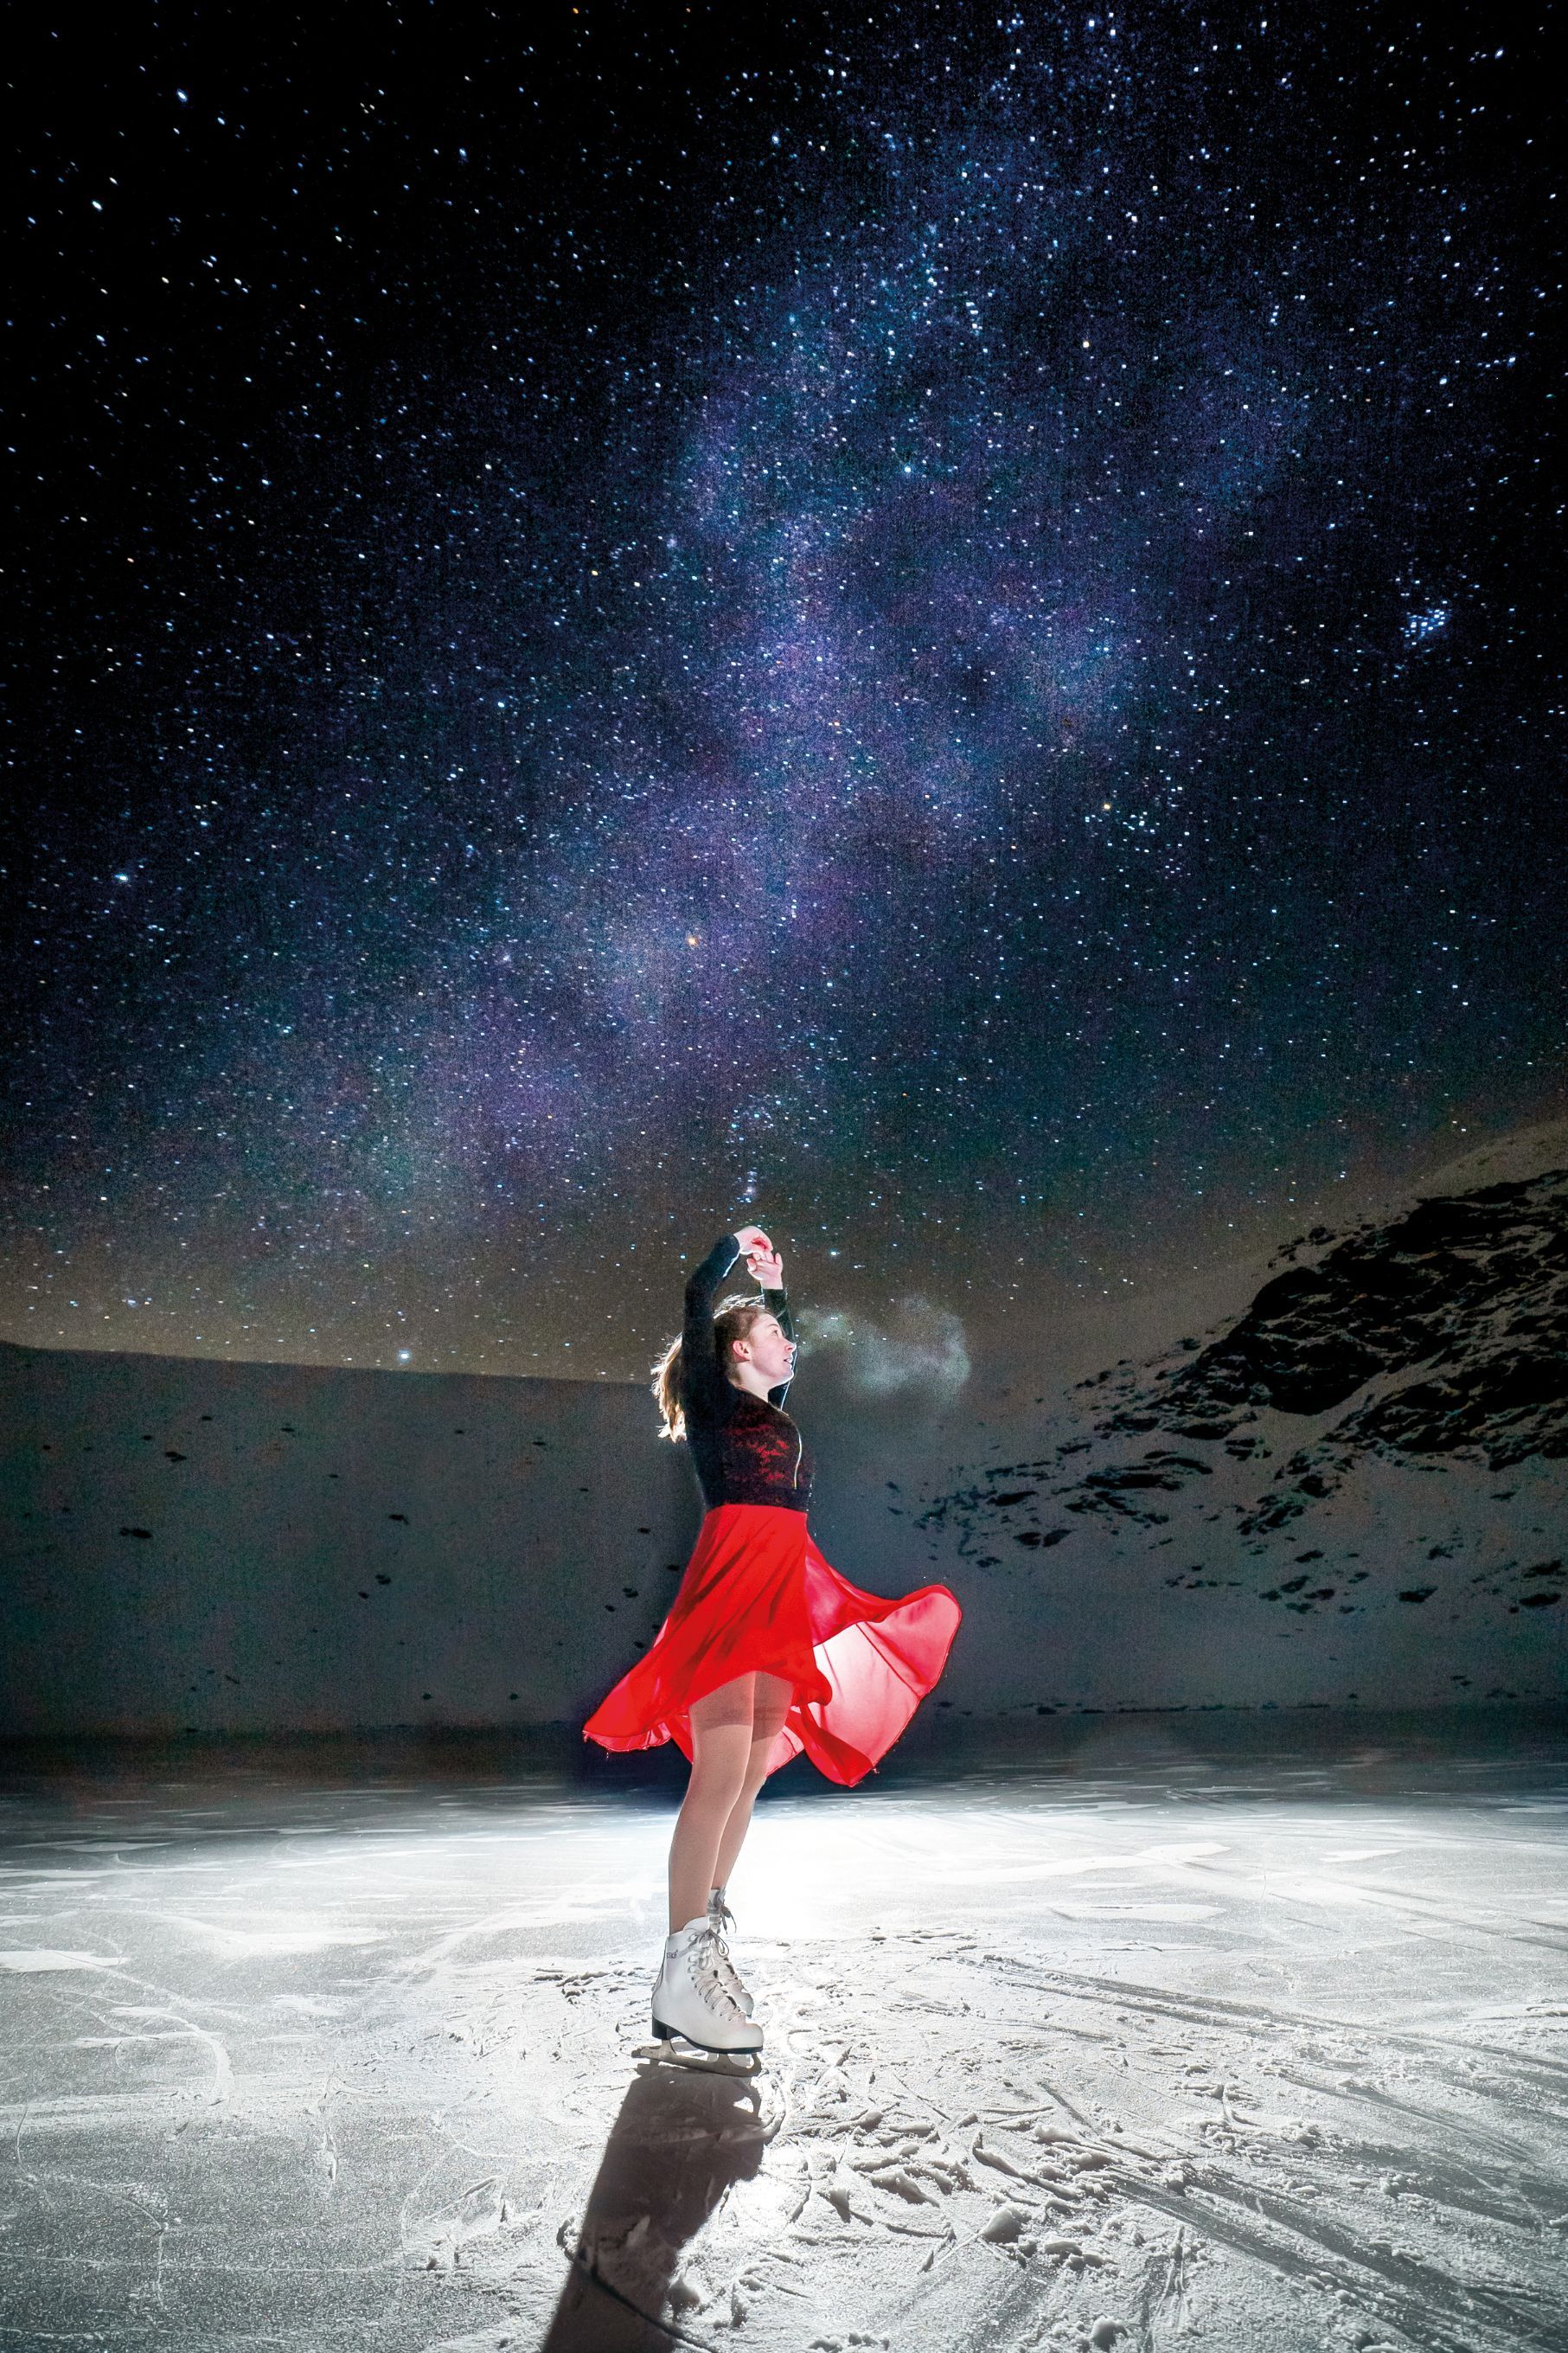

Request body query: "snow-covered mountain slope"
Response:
[906, 1157, 1567, 1715]
[1121, 1165, 1568, 1470]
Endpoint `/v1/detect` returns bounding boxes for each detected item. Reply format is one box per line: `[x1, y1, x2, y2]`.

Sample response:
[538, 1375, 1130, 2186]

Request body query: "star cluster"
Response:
[3, 3, 1562, 1376]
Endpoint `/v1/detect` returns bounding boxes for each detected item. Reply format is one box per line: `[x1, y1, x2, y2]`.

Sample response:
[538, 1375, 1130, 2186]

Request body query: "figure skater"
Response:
[583, 1223, 963, 2055]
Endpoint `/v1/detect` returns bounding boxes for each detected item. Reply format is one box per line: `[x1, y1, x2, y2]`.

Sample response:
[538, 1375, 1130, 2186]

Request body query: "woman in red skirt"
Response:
[583, 1221, 962, 2053]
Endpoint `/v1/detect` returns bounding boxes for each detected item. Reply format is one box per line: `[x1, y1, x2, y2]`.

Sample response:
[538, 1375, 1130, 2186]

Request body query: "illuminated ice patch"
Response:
[171, 1918, 389, 1956]
[0, 1948, 127, 1972]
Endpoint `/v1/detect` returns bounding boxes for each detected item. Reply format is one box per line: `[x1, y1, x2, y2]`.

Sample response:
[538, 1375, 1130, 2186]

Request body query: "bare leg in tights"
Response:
[668, 1670, 794, 1934]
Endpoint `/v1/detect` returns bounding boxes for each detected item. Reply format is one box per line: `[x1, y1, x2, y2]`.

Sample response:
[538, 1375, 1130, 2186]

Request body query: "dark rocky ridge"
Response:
[1128, 1169, 1568, 1464]
[919, 1164, 1568, 1630]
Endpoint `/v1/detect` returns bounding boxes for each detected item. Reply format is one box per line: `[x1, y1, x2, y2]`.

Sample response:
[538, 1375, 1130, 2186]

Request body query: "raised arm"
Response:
[681, 1233, 743, 1425]
[763, 1281, 796, 1408]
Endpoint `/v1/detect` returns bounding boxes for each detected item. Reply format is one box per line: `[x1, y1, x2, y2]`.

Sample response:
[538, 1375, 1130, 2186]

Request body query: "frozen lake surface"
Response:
[2, 1712, 1565, 2352]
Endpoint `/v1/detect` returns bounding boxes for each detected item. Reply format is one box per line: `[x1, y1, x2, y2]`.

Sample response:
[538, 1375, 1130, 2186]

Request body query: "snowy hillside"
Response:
[909, 1154, 1567, 1715]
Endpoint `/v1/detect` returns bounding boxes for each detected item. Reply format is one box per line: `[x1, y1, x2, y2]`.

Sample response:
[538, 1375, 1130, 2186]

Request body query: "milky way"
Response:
[3, 4, 1562, 1377]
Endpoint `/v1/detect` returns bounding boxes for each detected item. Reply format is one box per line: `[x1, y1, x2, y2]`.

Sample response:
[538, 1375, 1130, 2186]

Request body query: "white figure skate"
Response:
[652, 1917, 763, 2054]
[707, 1885, 755, 2016]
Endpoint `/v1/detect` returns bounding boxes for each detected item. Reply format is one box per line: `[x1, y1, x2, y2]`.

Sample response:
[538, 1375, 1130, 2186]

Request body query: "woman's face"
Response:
[731, 1312, 796, 1389]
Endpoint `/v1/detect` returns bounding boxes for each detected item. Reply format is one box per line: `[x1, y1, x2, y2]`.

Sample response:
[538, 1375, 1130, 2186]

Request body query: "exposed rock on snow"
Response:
[1149, 1170, 1568, 1498]
[915, 1149, 1568, 1710]
[1142, 1171, 1567, 1444]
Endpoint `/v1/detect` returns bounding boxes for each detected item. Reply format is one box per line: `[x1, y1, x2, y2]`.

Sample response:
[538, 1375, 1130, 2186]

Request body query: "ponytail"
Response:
[650, 1293, 771, 1440]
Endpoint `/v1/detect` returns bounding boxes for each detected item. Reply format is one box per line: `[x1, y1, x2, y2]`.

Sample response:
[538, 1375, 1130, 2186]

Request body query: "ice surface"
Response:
[0, 1714, 1565, 2350]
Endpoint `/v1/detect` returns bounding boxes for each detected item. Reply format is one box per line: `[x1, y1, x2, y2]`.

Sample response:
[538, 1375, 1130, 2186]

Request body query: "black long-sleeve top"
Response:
[678, 1233, 815, 1515]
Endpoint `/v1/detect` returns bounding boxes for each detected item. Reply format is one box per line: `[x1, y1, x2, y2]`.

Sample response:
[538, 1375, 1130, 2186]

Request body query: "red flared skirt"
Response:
[582, 1502, 962, 1788]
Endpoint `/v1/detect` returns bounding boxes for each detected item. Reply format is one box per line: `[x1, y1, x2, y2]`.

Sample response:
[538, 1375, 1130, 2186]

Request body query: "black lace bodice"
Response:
[678, 1234, 814, 1514]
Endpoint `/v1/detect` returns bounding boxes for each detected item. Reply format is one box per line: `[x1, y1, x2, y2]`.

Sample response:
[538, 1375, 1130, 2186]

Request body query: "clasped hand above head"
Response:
[733, 1221, 784, 1289]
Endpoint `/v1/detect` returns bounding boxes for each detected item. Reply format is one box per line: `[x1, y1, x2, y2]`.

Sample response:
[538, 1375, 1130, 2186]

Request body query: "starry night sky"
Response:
[3, 3, 1563, 1382]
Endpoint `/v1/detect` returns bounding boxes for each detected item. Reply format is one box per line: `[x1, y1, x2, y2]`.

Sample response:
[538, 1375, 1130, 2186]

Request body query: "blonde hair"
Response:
[651, 1292, 773, 1441]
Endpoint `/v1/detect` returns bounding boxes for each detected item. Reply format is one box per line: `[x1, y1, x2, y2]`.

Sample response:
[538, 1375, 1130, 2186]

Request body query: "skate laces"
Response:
[708, 1927, 746, 2004]
[688, 1927, 745, 2019]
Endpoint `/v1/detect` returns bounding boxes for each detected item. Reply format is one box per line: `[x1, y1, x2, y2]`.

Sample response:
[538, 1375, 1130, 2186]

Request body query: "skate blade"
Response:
[645, 2041, 763, 2077]
[649, 2011, 763, 2062]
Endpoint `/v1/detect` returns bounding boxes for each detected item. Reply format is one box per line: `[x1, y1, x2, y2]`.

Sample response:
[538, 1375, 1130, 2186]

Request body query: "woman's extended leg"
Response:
[667, 1673, 756, 1933]
[712, 1670, 794, 1897]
